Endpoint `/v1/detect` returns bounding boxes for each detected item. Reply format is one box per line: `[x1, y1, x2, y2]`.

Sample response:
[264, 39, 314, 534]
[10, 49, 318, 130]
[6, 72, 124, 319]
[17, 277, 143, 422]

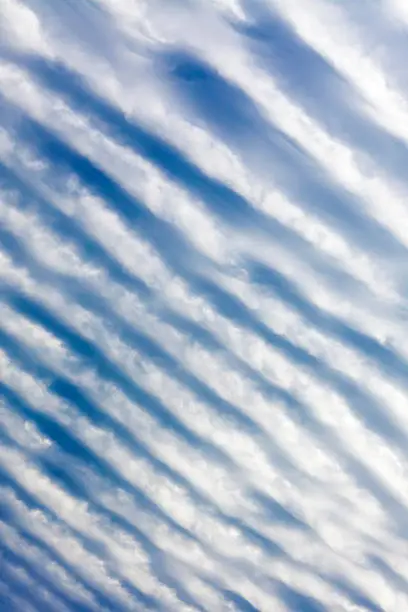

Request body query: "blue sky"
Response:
[1, 0, 408, 610]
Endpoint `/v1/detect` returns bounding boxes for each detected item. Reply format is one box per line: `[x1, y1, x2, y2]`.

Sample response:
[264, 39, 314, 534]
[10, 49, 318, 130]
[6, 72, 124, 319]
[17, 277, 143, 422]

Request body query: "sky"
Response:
[1, 0, 408, 610]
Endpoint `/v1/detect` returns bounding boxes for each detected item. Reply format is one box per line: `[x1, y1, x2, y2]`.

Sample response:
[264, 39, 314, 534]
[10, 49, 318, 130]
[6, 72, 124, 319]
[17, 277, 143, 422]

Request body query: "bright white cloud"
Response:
[1, 0, 408, 610]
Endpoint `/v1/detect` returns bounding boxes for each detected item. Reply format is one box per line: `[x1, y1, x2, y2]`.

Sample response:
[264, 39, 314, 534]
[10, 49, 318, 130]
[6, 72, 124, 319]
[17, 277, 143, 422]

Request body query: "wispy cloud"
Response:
[1, 0, 408, 610]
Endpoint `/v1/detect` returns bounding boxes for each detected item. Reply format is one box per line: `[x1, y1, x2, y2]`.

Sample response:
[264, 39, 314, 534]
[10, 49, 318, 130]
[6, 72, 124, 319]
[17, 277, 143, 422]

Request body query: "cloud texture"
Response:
[1, 0, 408, 610]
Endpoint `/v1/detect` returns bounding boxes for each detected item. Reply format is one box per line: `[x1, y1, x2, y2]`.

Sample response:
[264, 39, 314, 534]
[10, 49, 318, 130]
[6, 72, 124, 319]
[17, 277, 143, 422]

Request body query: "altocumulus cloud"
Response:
[0, 0, 408, 610]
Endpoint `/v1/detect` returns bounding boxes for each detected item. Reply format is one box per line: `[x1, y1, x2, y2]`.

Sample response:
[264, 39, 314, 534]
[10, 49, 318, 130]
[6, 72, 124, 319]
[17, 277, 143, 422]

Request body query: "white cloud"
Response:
[1, 0, 408, 610]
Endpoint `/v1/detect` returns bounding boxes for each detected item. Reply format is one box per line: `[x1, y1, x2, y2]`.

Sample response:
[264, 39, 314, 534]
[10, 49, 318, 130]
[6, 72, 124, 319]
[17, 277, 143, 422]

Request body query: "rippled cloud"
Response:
[1, 0, 408, 610]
